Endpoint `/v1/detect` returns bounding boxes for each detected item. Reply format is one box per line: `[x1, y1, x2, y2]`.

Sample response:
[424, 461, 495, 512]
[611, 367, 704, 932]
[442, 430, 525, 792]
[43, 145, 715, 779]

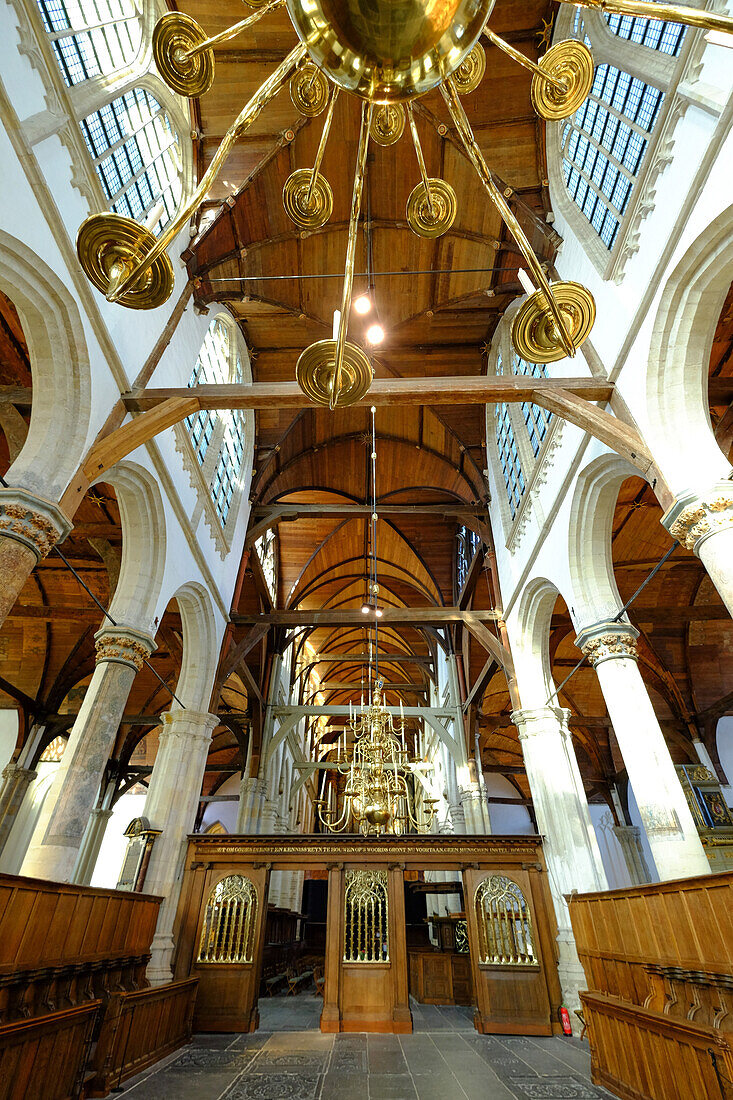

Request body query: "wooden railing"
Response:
[569, 870, 733, 1100]
[88, 977, 198, 1096]
[0, 1002, 101, 1100]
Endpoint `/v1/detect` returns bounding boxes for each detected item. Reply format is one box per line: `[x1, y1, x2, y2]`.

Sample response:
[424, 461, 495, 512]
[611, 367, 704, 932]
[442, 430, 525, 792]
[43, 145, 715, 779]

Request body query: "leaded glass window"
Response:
[456, 524, 480, 592]
[512, 355, 553, 458]
[37, 0, 141, 87]
[255, 528, 278, 602]
[605, 12, 685, 56]
[496, 403, 525, 519]
[80, 88, 182, 232]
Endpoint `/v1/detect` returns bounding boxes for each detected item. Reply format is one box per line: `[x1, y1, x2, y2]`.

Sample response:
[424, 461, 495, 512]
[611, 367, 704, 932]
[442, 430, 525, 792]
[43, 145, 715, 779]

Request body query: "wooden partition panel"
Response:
[0, 1002, 101, 1100]
[89, 977, 198, 1096]
[463, 866, 556, 1035]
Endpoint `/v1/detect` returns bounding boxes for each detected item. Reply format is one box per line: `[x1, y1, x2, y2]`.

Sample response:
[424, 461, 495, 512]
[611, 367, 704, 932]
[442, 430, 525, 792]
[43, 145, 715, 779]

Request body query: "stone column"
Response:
[236, 776, 262, 833]
[613, 824, 653, 885]
[142, 709, 219, 985]
[73, 807, 114, 886]
[663, 485, 733, 619]
[512, 706, 607, 1011]
[21, 625, 155, 883]
[0, 763, 37, 855]
[0, 488, 72, 628]
[575, 622, 709, 880]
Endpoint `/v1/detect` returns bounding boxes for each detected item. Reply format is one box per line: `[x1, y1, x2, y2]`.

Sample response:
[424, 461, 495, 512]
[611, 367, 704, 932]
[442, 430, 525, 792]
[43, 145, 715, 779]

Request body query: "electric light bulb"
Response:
[366, 323, 385, 345]
[361, 603, 370, 614]
[354, 294, 372, 314]
[375, 607, 383, 618]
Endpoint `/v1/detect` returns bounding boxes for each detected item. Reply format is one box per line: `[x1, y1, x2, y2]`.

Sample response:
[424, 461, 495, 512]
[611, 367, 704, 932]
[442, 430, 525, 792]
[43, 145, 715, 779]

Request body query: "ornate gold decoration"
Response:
[370, 103, 406, 147]
[152, 12, 214, 98]
[315, 679, 438, 836]
[531, 40, 594, 121]
[669, 496, 733, 551]
[511, 281, 596, 364]
[581, 631, 638, 666]
[94, 632, 152, 670]
[344, 869, 389, 963]
[283, 168, 333, 229]
[537, 15, 554, 49]
[475, 875, 536, 966]
[453, 42, 487, 95]
[76, 213, 175, 311]
[406, 179, 457, 239]
[286, 0, 494, 102]
[295, 339, 372, 408]
[197, 875, 258, 963]
[290, 62, 330, 116]
[0, 500, 66, 559]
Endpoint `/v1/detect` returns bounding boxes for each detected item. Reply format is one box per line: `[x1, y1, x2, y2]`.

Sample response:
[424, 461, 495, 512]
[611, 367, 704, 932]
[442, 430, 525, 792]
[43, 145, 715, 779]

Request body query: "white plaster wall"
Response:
[483, 773, 534, 834]
[200, 772, 242, 834]
[90, 791, 148, 889]
[0, 712, 18, 772]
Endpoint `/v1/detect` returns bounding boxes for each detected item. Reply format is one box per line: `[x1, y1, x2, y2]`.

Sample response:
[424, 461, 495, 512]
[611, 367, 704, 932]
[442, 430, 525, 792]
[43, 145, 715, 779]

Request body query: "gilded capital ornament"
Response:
[662, 483, 733, 552]
[94, 625, 156, 671]
[0, 487, 72, 561]
[574, 621, 639, 667]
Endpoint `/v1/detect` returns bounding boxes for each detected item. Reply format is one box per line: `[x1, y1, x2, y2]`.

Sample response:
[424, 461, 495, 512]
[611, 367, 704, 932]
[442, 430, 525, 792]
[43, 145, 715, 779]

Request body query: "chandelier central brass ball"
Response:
[286, 0, 495, 102]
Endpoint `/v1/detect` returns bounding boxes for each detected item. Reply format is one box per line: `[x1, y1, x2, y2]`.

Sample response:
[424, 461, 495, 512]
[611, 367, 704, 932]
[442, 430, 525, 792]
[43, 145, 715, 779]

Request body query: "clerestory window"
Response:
[36, 0, 142, 87]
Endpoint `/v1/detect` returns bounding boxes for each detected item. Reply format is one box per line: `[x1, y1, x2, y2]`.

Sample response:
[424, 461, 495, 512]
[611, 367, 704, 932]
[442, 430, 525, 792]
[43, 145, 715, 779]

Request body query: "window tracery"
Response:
[475, 875, 536, 966]
[36, 0, 142, 87]
[491, 348, 554, 522]
[456, 524, 480, 591]
[197, 875, 258, 964]
[80, 88, 183, 232]
[343, 869, 389, 963]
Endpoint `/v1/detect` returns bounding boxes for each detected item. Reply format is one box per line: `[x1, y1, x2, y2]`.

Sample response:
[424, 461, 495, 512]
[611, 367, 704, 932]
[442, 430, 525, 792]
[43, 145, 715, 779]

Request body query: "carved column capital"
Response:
[662, 483, 733, 553]
[0, 487, 72, 561]
[574, 621, 639, 667]
[158, 709, 219, 745]
[94, 625, 156, 671]
[511, 706, 571, 740]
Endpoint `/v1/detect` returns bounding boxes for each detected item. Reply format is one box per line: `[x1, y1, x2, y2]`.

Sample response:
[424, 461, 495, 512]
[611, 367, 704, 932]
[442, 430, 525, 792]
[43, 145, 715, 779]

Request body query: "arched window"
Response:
[197, 875, 258, 964]
[496, 402, 525, 520]
[186, 319, 249, 528]
[561, 64, 664, 250]
[604, 12, 685, 56]
[36, 0, 142, 87]
[513, 355, 553, 457]
[255, 528, 278, 602]
[456, 524, 480, 592]
[475, 875, 536, 966]
[80, 88, 183, 231]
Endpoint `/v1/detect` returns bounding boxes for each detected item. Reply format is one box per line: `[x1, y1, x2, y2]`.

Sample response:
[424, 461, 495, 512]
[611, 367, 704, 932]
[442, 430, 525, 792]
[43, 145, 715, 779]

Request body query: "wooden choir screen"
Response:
[463, 867, 557, 1035]
[343, 870, 389, 963]
[569, 869, 733, 1099]
[197, 875, 258, 964]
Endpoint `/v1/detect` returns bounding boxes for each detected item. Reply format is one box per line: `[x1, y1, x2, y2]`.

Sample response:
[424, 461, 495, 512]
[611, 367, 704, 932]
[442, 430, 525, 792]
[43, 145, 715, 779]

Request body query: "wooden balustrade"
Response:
[88, 977, 198, 1096]
[569, 870, 733, 1100]
[0, 1002, 101, 1100]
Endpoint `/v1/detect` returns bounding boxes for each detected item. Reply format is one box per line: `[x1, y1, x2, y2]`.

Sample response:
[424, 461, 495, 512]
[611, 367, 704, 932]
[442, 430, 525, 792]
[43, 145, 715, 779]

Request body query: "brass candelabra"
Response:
[75, 0, 733, 406]
[314, 680, 438, 837]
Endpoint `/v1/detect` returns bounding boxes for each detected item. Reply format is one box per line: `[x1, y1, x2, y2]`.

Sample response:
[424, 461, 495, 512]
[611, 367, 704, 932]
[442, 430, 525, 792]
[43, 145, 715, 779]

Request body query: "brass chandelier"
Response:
[314, 678, 438, 836]
[76, 0, 733, 409]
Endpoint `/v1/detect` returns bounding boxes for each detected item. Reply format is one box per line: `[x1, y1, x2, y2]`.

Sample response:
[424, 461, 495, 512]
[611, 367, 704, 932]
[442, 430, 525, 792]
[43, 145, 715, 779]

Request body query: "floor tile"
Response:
[368, 1073, 418, 1098]
[224, 1072, 322, 1099]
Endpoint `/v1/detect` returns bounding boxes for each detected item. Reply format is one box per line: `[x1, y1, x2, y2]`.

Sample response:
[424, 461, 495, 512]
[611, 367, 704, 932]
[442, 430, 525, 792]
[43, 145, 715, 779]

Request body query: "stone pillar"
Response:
[0, 488, 72, 628]
[143, 709, 218, 985]
[575, 622, 709, 880]
[663, 485, 733, 619]
[613, 824, 653, 885]
[21, 625, 155, 883]
[73, 807, 114, 886]
[0, 763, 37, 855]
[512, 706, 607, 1011]
[236, 776, 262, 833]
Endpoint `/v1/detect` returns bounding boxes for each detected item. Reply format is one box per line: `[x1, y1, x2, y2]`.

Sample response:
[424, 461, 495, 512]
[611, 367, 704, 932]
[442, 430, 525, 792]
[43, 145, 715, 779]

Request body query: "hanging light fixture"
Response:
[314, 408, 437, 835]
[75, 0, 732, 405]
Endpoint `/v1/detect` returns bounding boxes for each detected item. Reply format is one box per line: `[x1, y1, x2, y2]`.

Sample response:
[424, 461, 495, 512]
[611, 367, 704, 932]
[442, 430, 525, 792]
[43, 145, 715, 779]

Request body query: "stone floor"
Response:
[119, 995, 614, 1100]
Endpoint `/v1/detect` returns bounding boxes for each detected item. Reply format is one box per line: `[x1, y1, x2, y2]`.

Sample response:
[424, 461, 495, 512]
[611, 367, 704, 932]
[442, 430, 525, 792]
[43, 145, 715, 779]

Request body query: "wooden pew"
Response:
[0, 1002, 101, 1100]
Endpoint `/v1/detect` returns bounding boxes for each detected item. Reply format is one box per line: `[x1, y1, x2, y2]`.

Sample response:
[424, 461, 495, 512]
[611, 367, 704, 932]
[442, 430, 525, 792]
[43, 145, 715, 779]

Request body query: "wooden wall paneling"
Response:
[320, 864, 343, 1033]
[173, 861, 210, 981]
[0, 1001, 101, 1100]
[525, 863, 563, 1032]
[191, 863, 270, 1032]
[462, 866, 553, 1035]
[388, 867, 412, 1033]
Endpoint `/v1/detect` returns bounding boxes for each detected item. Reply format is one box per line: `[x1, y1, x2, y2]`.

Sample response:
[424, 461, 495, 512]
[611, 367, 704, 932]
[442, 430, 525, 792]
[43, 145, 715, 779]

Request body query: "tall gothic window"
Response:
[561, 65, 664, 250]
[80, 88, 182, 232]
[496, 402, 525, 519]
[255, 528, 278, 603]
[513, 355, 553, 457]
[186, 320, 248, 528]
[456, 524, 480, 592]
[36, 0, 142, 87]
[604, 12, 685, 56]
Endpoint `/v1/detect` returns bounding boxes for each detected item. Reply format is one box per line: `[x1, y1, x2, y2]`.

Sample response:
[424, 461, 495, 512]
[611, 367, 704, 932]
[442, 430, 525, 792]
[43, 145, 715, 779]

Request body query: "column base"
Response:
[147, 931, 176, 986]
[556, 927, 587, 1022]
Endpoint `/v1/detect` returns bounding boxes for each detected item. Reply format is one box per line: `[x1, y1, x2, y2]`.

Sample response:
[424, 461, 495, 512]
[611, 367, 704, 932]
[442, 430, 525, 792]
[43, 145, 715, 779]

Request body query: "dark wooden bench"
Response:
[286, 967, 313, 995]
[263, 970, 287, 996]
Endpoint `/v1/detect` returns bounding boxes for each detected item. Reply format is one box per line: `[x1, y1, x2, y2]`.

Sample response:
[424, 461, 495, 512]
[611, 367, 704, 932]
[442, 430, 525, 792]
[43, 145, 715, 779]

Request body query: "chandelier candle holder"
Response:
[314, 679, 439, 836]
[76, 0, 733, 397]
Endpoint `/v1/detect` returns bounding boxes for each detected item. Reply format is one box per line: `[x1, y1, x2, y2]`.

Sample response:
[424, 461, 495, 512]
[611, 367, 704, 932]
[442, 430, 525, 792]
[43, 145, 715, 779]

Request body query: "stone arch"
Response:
[0, 232, 91, 500]
[567, 453, 639, 627]
[170, 581, 219, 711]
[512, 577, 564, 708]
[99, 461, 166, 632]
[646, 203, 733, 494]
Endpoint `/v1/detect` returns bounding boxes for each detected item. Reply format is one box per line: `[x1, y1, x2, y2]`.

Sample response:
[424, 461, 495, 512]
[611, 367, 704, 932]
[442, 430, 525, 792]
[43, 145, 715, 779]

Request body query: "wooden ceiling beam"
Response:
[232, 608, 499, 626]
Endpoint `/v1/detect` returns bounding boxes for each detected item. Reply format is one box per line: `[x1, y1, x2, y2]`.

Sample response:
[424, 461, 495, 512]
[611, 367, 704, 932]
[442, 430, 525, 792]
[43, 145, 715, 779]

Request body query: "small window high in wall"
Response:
[81, 88, 182, 232]
[37, 0, 142, 87]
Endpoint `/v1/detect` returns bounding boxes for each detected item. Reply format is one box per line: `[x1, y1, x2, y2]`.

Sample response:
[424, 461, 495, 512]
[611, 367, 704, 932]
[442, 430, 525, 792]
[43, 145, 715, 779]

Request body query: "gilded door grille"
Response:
[197, 874, 258, 963]
[343, 869, 389, 963]
[475, 875, 536, 965]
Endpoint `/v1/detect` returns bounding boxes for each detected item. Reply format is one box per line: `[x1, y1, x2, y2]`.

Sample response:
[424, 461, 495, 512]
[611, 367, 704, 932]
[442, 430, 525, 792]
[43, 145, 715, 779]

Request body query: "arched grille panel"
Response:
[344, 869, 389, 963]
[475, 875, 536, 966]
[197, 875, 258, 964]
